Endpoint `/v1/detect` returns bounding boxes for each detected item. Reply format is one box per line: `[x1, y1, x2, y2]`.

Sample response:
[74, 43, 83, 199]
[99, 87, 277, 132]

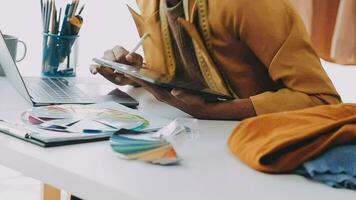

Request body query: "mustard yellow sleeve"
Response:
[234, 0, 341, 115]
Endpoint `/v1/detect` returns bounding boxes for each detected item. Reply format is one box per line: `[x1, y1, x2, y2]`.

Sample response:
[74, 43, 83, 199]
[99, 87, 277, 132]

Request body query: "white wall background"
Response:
[0, 0, 141, 77]
[1, 0, 356, 103]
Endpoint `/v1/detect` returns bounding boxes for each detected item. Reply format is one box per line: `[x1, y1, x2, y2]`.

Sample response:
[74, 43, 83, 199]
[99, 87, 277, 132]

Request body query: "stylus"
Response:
[114, 32, 149, 73]
[129, 32, 149, 55]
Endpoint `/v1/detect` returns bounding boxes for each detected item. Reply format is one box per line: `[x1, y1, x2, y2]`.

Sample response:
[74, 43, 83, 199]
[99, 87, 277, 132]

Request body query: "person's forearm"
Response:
[206, 98, 257, 120]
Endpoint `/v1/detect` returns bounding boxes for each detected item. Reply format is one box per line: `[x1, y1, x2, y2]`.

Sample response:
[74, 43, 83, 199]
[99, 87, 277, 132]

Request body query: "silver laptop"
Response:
[0, 31, 139, 107]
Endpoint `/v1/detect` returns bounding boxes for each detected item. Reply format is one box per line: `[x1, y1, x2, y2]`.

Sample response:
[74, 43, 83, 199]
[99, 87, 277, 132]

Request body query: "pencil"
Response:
[50, 1, 56, 34]
[57, 7, 62, 31]
[67, 0, 73, 16]
[72, 0, 80, 16]
[46, 0, 52, 33]
[44, 0, 49, 32]
[40, 0, 44, 28]
[78, 4, 85, 15]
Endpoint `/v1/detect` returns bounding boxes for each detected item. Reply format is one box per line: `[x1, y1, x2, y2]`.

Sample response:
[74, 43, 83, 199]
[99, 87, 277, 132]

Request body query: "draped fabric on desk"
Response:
[295, 144, 356, 189]
[227, 103, 356, 173]
[291, 0, 356, 65]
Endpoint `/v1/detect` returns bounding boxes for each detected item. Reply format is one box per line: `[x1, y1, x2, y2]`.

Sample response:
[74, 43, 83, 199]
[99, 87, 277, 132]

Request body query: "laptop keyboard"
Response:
[25, 77, 90, 103]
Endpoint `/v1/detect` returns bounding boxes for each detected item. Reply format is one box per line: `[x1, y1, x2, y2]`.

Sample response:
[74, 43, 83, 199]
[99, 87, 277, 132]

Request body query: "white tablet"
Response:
[93, 57, 234, 101]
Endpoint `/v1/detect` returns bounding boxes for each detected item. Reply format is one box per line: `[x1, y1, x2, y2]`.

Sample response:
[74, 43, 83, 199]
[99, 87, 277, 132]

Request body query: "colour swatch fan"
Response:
[21, 104, 149, 134]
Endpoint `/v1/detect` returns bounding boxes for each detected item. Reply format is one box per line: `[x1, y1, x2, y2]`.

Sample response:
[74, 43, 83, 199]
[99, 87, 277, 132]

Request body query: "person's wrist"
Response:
[196, 103, 217, 120]
[201, 99, 248, 120]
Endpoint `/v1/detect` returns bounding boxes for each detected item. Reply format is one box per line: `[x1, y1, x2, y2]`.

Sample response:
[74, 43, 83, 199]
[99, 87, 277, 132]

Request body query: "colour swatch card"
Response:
[110, 131, 181, 165]
[22, 105, 147, 134]
[21, 102, 170, 134]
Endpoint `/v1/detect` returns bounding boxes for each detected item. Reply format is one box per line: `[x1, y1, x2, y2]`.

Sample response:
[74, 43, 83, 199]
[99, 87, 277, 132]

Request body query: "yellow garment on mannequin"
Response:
[291, 0, 356, 65]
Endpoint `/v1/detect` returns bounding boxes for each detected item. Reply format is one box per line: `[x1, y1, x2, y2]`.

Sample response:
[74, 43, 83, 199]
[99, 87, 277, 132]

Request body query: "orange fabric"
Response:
[228, 103, 356, 173]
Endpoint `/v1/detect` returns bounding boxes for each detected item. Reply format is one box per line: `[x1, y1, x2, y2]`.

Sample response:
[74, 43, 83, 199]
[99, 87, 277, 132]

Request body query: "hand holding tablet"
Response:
[92, 57, 234, 101]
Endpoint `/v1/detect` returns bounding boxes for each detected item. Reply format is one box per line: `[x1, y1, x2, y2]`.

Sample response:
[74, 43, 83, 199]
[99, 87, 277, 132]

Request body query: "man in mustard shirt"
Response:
[91, 0, 341, 120]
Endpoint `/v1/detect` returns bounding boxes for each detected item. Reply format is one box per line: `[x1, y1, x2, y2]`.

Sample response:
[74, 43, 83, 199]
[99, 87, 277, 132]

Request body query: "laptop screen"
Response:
[0, 31, 32, 104]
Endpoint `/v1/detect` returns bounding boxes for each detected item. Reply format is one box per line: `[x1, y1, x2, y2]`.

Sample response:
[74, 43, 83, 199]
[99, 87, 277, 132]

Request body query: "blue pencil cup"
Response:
[42, 33, 79, 77]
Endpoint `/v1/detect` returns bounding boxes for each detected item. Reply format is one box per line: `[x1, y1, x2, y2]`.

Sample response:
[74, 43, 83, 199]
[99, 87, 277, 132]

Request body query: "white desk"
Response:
[0, 75, 355, 200]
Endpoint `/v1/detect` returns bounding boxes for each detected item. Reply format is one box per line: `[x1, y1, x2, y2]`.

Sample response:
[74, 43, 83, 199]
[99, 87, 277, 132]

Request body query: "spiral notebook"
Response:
[0, 120, 109, 147]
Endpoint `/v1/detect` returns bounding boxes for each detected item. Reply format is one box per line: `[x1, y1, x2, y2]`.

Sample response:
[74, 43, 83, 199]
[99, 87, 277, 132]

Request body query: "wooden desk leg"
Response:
[43, 184, 61, 200]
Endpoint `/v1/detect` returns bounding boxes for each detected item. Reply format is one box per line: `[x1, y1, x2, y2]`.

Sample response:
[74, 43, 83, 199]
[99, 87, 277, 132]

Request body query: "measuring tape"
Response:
[195, 0, 237, 97]
[159, 0, 177, 78]
[159, 0, 235, 96]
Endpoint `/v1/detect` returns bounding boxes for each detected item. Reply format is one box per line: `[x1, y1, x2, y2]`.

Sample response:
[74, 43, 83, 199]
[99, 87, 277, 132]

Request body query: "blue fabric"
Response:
[294, 145, 356, 190]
